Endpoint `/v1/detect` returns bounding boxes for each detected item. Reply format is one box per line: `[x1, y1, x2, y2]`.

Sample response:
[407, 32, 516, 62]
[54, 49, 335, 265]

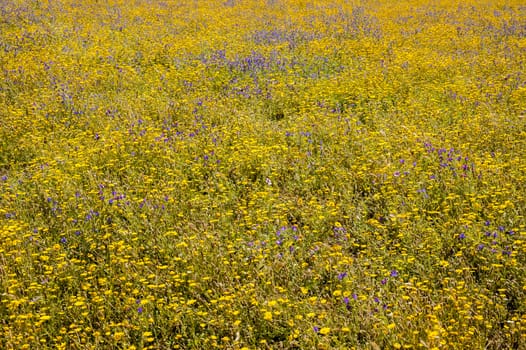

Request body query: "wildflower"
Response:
[319, 327, 330, 335]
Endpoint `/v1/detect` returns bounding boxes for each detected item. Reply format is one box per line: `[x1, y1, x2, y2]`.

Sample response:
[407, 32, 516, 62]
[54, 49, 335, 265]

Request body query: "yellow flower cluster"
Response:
[1, 0, 525, 348]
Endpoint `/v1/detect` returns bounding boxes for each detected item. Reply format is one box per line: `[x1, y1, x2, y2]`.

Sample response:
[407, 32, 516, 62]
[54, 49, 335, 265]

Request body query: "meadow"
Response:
[1, 0, 525, 348]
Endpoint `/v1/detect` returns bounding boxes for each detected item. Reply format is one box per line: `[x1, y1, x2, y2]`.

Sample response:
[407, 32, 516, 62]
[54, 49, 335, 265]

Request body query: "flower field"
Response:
[1, 0, 525, 348]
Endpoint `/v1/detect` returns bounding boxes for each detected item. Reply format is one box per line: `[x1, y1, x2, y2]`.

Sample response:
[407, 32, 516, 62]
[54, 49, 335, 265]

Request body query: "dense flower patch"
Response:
[1, 0, 525, 348]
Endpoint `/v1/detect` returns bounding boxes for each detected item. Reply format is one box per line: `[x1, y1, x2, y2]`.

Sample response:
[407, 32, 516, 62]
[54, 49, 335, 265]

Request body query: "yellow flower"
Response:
[319, 327, 330, 335]
[263, 311, 273, 321]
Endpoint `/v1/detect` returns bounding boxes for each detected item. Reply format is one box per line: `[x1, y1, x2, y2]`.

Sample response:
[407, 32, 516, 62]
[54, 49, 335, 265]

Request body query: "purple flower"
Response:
[390, 270, 398, 277]
[352, 293, 358, 300]
[333, 226, 346, 234]
[484, 220, 490, 226]
[477, 244, 484, 250]
[459, 233, 466, 239]
[313, 326, 320, 333]
[343, 297, 349, 305]
[381, 278, 387, 285]
[338, 272, 347, 280]
[60, 237, 67, 244]
[137, 307, 143, 314]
